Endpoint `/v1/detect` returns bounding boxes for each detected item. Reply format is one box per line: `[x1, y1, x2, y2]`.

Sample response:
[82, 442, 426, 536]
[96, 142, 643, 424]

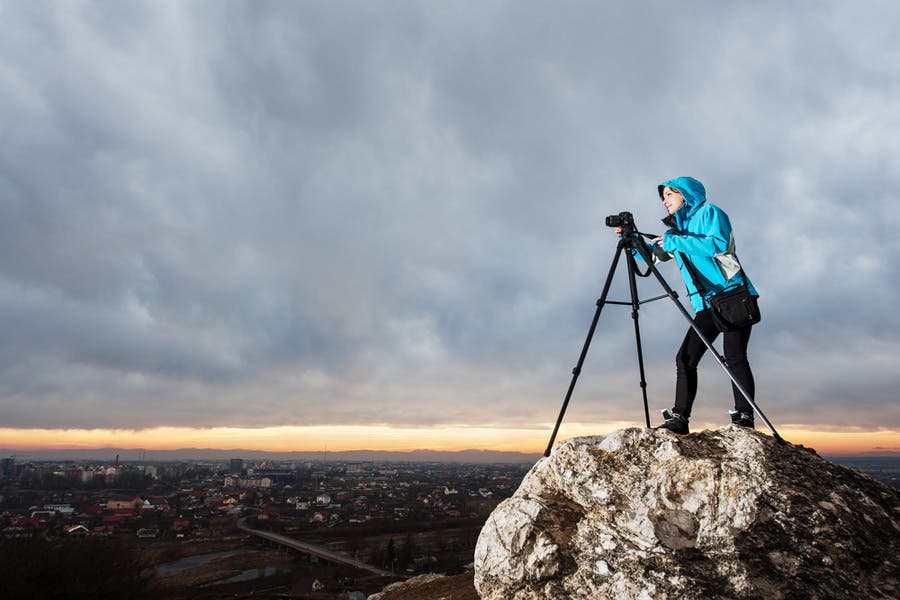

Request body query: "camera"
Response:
[605, 211, 634, 228]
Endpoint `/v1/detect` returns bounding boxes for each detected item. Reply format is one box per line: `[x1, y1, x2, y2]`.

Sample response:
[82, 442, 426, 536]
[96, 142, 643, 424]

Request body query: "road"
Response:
[237, 518, 393, 577]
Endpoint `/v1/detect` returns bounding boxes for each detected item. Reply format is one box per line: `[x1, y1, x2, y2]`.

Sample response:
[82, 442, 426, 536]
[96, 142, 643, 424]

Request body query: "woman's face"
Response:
[661, 187, 685, 215]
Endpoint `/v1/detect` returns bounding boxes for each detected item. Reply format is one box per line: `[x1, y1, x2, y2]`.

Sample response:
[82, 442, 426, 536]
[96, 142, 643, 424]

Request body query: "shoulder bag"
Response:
[678, 252, 761, 332]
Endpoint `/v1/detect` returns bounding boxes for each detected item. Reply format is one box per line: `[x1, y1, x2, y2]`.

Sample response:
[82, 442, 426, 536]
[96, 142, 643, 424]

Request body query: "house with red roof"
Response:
[107, 495, 143, 510]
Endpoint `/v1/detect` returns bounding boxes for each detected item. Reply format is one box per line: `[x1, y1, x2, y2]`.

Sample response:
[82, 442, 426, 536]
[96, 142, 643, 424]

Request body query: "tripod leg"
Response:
[630, 240, 786, 445]
[625, 252, 652, 428]
[544, 242, 626, 457]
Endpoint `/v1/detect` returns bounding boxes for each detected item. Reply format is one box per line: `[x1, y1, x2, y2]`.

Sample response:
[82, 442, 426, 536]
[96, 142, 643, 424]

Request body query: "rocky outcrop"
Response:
[367, 573, 478, 600]
[474, 427, 899, 599]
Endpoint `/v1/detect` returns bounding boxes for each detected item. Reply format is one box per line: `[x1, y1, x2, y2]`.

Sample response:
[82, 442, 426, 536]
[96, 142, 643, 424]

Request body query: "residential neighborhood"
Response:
[0, 455, 529, 598]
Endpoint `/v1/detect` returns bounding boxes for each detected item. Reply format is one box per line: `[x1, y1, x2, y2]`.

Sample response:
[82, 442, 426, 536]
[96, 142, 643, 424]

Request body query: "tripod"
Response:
[543, 226, 785, 457]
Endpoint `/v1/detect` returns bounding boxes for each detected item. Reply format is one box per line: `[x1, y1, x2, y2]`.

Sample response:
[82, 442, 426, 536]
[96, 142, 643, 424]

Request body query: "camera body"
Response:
[605, 211, 634, 228]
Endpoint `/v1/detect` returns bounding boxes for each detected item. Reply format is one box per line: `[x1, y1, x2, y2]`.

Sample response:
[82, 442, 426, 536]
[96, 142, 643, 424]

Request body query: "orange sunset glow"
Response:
[2, 423, 897, 457]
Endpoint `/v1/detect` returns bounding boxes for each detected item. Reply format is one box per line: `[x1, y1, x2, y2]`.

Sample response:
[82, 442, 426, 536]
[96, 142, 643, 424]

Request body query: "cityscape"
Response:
[0, 453, 532, 598]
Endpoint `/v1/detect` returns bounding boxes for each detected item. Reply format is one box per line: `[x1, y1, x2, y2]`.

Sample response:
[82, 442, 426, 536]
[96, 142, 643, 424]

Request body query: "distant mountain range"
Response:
[0, 446, 543, 464]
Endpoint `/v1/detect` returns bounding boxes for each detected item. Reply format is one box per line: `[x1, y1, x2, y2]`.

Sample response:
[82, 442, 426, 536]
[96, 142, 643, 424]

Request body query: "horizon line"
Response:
[3, 444, 898, 460]
[2, 423, 898, 457]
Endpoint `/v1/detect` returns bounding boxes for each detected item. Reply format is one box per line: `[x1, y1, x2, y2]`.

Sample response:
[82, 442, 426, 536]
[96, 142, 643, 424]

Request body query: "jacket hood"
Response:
[658, 176, 707, 230]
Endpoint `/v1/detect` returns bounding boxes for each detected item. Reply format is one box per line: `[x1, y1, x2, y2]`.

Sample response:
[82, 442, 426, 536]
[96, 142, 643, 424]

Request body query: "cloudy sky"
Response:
[1, 1, 898, 454]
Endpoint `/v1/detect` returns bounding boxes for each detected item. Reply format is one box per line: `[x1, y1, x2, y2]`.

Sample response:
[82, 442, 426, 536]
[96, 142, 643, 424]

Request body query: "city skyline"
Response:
[1, 3, 898, 456]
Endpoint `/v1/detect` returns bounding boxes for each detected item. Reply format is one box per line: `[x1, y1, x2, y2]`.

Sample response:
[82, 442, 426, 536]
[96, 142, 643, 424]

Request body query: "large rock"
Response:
[474, 427, 899, 599]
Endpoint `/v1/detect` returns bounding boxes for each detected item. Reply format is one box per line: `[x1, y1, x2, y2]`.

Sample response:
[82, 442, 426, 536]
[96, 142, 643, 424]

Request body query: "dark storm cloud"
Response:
[1, 1, 898, 432]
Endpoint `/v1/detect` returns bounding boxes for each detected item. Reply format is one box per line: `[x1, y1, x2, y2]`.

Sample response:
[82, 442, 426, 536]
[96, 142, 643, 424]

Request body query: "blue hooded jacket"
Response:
[651, 176, 757, 312]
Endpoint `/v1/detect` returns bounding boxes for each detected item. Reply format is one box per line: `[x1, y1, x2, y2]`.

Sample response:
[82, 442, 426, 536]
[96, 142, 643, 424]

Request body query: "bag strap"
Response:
[675, 251, 709, 305]
[664, 222, 746, 304]
[662, 218, 711, 301]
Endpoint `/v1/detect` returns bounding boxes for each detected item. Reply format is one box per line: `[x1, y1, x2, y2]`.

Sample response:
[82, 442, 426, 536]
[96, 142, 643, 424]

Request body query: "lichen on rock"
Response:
[474, 426, 899, 599]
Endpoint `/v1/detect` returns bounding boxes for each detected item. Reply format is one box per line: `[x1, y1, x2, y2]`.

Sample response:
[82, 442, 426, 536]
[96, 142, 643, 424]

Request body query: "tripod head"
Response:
[606, 211, 658, 258]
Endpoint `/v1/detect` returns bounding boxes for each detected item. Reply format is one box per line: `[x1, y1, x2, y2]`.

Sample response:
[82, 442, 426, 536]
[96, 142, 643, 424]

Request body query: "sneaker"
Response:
[656, 409, 689, 434]
[729, 409, 755, 428]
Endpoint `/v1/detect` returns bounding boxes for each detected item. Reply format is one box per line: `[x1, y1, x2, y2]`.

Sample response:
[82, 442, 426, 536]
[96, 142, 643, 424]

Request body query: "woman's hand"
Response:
[651, 235, 664, 247]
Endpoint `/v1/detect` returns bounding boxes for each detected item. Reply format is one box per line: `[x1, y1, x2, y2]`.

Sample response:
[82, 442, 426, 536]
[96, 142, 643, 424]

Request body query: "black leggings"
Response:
[674, 309, 754, 419]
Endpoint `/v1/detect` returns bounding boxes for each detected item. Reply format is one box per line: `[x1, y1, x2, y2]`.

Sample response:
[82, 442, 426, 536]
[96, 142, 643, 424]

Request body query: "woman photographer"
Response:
[620, 176, 759, 434]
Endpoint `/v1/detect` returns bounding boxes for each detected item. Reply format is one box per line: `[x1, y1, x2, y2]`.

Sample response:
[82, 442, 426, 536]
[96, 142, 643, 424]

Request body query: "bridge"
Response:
[237, 518, 393, 577]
